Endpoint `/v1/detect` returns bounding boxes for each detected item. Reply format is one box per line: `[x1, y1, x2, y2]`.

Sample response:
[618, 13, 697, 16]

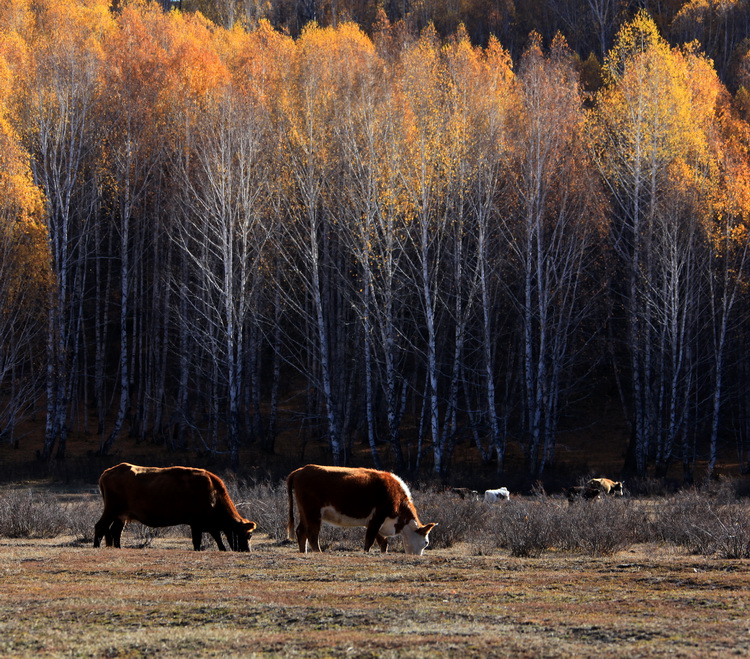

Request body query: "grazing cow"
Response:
[566, 478, 624, 503]
[286, 464, 437, 555]
[586, 478, 624, 497]
[450, 487, 480, 500]
[484, 487, 511, 503]
[93, 463, 257, 551]
[565, 485, 600, 503]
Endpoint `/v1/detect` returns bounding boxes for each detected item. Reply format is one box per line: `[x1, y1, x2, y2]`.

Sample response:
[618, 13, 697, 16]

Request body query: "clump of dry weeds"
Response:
[415, 483, 749, 559]
[2, 477, 749, 558]
[651, 489, 750, 558]
[0, 489, 68, 538]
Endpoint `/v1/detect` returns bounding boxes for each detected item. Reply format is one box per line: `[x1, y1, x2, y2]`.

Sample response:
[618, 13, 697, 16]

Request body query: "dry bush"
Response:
[699, 477, 747, 503]
[418, 491, 644, 557]
[709, 506, 750, 559]
[414, 488, 489, 550]
[492, 499, 560, 557]
[61, 498, 101, 543]
[652, 490, 712, 553]
[558, 498, 645, 556]
[2, 478, 748, 559]
[0, 489, 68, 538]
[235, 480, 289, 543]
[653, 490, 750, 558]
[416, 490, 642, 557]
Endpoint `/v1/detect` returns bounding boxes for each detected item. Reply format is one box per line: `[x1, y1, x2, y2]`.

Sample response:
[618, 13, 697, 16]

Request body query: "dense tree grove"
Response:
[2, 0, 750, 480]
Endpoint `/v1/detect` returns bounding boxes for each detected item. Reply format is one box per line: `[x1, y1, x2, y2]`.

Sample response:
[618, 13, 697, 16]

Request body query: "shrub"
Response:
[492, 499, 560, 558]
[710, 506, 750, 559]
[413, 488, 489, 550]
[0, 489, 68, 538]
[62, 498, 101, 543]
[653, 490, 750, 558]
[236, 480, 289, 543]
[1, 478, 748, 559]
[559, 498, 644, 556]
[419, 491, 643, 557]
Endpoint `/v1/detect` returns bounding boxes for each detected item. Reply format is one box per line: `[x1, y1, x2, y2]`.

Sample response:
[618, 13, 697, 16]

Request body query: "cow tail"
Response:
[286, 471, 296, 542]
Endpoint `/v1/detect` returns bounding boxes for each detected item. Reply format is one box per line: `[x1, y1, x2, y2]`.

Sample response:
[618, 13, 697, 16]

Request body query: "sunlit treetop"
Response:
[169, 11, 230, 106]
[602, 9, 666, 86]
[221, 19, 295, 104]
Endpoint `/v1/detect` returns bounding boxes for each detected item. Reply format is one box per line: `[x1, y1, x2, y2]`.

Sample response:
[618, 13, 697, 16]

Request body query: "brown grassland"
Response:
[1, 426, 749, 657]
[1, 528, 748, 658]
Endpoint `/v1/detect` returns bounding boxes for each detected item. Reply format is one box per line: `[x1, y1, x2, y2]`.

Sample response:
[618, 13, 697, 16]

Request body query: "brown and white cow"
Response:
[286, 464, 436, 555]
[450, 487, 480, 500]
[586, 477, 624, 497]
[93, 463, 257, 551]
[484, 487, 511, 503]
[566, 478, 624, 503]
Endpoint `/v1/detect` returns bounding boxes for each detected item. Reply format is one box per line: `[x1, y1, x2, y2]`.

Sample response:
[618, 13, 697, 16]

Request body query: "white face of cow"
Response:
[400, 519, 437, 555]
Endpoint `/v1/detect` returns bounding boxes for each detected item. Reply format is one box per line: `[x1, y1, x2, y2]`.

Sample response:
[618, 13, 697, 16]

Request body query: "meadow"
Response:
[0, 482, 748, 657]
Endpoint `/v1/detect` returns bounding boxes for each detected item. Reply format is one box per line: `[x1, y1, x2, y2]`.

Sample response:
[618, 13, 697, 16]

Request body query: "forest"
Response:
[2, 0, 750, 482]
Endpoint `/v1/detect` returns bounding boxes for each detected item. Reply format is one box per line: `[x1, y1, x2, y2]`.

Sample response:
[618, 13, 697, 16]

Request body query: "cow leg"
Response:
[364, 516, 387, 553]
[300, 520, 322, 552]
[190, 527, 205, 551]
[209, 530, 227, 551]
[93, 516, 112, 548]
[110, 518, 125, 548]
[376, 533, 389, 553]
[295, 522, 308, 552]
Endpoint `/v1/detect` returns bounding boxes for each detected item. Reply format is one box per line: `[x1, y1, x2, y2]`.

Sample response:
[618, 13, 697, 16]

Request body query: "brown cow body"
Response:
[567, 477, 624, 503]
[93, 463, 256, 551]
[287, 464, 436, 555]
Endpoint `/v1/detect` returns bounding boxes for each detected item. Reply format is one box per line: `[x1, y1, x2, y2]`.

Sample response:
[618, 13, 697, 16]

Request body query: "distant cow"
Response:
[286, 464, 437, 555]
[566, 478, 624, 503]
[566, 485, 599, 503]
[484, 487, 511, 503]
[93, 463, 257, 551]
[586, 478, 624, 497]
[451, 487, 480, 500]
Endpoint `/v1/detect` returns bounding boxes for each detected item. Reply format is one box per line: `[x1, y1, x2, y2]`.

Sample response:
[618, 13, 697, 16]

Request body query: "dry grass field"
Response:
[1, 530, 749, 658]
[1, 479, 750, 657]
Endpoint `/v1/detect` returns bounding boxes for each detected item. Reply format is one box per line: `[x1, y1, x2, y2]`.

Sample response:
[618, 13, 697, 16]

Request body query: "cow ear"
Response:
[245, 521, 257, 533]
[417, 523, 437, 537]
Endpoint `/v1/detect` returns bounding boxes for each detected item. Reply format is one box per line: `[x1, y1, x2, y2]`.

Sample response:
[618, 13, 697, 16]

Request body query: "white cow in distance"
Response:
[484, 487, 510, 503]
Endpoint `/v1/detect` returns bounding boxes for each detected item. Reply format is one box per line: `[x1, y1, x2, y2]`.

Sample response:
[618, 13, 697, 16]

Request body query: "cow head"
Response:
[401, 521, 437, 555]
[612, 481, 624, 496]
[227, 520, 257, 552]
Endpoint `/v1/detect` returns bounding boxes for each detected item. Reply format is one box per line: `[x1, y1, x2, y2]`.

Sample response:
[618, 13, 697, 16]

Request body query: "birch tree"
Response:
[334, 35, 391, 468]
[505, 34, 604, 475]
[701, 97, 750, 478]
[0, 58, 49, 445]
[176, 82, 272, 466]
[398, 26, 457, 475]
[590, 12, 719, 476]
[23, 0, 110, 460]
[96, 4, 174, 455]
[275, 23, 375, 465]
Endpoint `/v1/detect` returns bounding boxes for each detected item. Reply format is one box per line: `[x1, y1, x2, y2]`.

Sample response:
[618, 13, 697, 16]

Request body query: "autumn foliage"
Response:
[2, 0, 750, 481]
